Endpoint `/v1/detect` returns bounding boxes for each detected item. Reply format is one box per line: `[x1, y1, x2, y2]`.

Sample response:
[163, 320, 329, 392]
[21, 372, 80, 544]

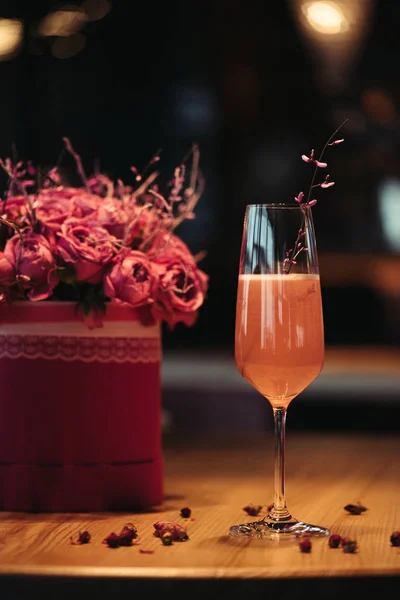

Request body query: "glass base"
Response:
[229, 517, 330, 541]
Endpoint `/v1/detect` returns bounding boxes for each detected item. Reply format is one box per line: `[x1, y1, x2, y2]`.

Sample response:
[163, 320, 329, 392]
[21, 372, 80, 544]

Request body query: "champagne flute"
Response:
[230, 203, 329, 540]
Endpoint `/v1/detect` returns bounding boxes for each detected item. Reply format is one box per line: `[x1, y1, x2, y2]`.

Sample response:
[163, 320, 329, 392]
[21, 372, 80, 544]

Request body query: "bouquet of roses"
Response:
[0, 139, 208, 328]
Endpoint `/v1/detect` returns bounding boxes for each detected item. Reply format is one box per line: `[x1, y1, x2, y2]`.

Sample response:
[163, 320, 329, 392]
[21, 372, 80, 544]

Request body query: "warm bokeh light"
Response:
[0, 18, 23, 60]
[52, 32, 86, 58]
[303, 1, 347, 34]
[82, 0, 112, 21]
[38, 6, 87, 37]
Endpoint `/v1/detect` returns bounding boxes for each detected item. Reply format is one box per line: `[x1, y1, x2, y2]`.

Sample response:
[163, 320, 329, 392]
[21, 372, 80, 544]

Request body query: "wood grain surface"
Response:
[0, 432, 399, 594]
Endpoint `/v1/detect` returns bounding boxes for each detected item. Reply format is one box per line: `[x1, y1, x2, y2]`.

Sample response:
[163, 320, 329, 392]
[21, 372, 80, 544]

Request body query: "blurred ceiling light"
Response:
[38, 6, 87, 37]
[291, 0, 376, 93]
[0, 18, 23, 60]
[52, 32, 86, 58]
[81, 0, 112, 21]
[302, 1, 347, 34]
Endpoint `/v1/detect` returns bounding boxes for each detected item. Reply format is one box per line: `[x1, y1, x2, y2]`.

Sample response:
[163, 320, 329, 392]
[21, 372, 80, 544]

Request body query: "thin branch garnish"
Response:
[283, 119, 347, 274]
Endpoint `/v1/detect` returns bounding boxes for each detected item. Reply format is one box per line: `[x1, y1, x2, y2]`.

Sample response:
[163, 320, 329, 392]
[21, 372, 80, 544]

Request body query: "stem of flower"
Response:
[306, 119, 348, 205]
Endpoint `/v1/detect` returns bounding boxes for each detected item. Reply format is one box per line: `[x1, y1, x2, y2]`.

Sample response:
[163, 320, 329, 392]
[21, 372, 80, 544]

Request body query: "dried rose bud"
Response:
[180, 507, 192, 519]
[118, 523, 138, 546]
[70, 530, 91, 545]
[78, 531, 91, 544]
[299, 538, 312, 553]
[103, 532, 120, 548]
[340, 536, 350, 547]
[342, 538, 358, 553]
[161, 532, 173, 546]
[153, 521, 189, 542]
[344, 503, 367, 515]
[243, 504, 262, 517]
[328, 534, 342, 548]
[390, 531, 400, 547]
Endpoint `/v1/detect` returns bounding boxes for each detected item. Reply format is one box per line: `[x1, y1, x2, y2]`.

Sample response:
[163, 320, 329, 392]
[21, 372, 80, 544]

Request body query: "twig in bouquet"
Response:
[193, 249, 207, 264]
[62, 137, 90, 192]
[123, 202, 153, 245]
[122, 170, 160, 244]
[172, 144, 204, 229]
[130, 150, 162, 184]
[130, 170, 159, 199]
[0, 159, 37, 227]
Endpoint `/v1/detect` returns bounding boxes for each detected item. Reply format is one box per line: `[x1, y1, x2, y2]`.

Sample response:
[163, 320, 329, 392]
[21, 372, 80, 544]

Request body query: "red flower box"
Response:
[0, 302, 163, 512]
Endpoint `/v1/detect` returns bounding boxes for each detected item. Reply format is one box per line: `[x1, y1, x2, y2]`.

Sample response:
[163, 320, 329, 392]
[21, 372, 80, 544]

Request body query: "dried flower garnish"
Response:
[139, 549, 155, 554]
[390, 531, 400, 547]
[243, 504, 262, 517]
[298, 537, 312, 553]
[328, 533, 342, 548]
[118, 523, 138, 546]
[180, 507, 192, 519]
[342, 538, 358, 553]
[283, 120, 347, 274]
[344, 503, 367, 515]
[70, 530, 91, 545]
[161, 532, 173, 546]
[153, 521, 189, 544]
[102, 523, 139, 548]
[103, 532, 120, 548]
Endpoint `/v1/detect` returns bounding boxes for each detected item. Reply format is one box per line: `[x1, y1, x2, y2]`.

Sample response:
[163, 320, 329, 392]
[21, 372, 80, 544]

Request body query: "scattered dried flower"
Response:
[390, 531, 400, 547]
[139, 549, 155, 554]
[161, 532, 173, 546]
[70, 530, 91, 545]
[344, 503, 367, 515]
[342, 538, 358, 553]
[298, 537, 312, 553]
[153, 521, 189, 543]
[103, 532, 120, 548]
[118, 523, 138, 546]
[243, 504, 262, 517]
[328, 533, 342, 548]
[340, 536, 350, 547]
[180, 507, 192, 519]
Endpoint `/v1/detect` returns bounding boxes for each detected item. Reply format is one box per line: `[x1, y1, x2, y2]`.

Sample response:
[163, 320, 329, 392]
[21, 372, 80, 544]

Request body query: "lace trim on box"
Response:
[0, 335, 161, 364]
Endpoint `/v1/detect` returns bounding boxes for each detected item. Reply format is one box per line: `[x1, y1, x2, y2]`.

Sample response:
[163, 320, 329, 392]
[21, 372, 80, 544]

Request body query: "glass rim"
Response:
[246, 203, 311, 210]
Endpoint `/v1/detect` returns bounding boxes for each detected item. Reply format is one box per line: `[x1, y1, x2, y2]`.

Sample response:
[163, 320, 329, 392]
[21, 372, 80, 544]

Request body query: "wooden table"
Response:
[0, 433, 399, 598]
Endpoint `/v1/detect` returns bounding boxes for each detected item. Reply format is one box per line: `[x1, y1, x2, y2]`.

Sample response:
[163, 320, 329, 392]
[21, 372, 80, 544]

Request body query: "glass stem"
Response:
[271, 407, 291, 521]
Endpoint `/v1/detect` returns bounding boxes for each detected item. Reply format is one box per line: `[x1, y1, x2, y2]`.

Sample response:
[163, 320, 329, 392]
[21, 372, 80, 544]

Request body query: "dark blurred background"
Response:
[1, 0, 400, 431]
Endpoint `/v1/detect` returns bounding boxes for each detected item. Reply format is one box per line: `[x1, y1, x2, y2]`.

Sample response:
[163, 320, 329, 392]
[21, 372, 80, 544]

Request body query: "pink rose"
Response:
[149, 231, 196, 262]
[34, 192, 72, 232]
[96, 197, 128, 239]
[57, 218, 117, 284]
[2, 195, 28, 224]
[4, 232, 58, 301]
[71, 192, 103, 218]
[152, 254, 208, 327]
[104, 250, 158, 308]
[0, 252, 15, 287]
[37, 187, 78, 200]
